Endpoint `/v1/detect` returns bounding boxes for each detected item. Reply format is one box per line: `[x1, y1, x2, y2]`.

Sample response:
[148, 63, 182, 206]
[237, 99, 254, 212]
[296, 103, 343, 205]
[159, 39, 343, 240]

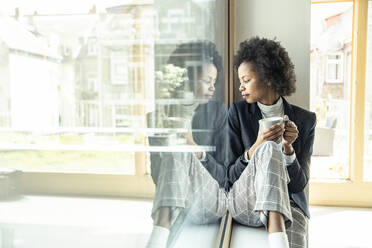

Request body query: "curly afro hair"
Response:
[234, 37, 296, 96]
[167, 41, 223, 92]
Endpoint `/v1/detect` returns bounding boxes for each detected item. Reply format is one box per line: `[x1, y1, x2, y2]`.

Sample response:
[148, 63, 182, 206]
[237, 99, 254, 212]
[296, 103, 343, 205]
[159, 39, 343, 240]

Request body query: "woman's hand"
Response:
[247, 122, 284, 160]
[185, 128, 196, 146]
[184, 129, 203, 159]
[257, 123, 284, 145]
[282, 115, 298, 155]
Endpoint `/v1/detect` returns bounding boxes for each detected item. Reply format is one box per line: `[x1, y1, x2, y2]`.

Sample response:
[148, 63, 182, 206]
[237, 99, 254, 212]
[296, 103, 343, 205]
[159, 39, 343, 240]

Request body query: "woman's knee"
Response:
[255, 141, 283, 166]
[160, 153, 190, 171]
[258, 141, 281, 153]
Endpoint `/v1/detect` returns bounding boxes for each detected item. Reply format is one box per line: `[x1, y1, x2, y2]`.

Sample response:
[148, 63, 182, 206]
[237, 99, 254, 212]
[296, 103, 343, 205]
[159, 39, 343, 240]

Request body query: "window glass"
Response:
[0, 1, 227, 246]
[310, 2, 353, 179]
[0, 1, 227, 175]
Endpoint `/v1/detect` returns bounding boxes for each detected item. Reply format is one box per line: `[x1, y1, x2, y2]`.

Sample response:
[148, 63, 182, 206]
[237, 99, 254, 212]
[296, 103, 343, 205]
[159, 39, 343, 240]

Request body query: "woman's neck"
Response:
[259, 94, 280, 106]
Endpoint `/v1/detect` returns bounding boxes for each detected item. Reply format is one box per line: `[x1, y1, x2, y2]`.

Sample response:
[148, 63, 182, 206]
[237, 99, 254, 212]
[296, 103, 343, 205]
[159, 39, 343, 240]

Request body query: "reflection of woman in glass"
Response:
[226, 37, 316, 248]
[146, 41, 228, 248]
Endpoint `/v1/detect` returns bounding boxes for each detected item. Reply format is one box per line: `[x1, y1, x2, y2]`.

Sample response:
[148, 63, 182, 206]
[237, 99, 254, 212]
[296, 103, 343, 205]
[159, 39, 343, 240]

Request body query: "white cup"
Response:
[259, 116, 284, 144]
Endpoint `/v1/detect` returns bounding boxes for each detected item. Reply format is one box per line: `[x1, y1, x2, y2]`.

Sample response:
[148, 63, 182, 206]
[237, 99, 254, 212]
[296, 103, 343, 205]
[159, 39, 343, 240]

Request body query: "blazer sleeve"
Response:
[203, 153, 227, 188]
[226, 103, 249, 189]
[286, 112, 316, 193]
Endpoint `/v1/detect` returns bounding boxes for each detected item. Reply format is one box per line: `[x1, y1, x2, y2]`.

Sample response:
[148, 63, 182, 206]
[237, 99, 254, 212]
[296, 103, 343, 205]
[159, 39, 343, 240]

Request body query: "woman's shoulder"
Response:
[203, 100, 227, 114]
[290, 104, 316, 128]
[195, 100, 228, 121]
[291, 104, 316, 119]
[207, 100, 226, 108]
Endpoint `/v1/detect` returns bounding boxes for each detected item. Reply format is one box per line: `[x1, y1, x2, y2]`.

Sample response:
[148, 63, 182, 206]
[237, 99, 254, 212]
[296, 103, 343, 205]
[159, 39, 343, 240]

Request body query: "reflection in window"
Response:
[0, 3, 157, 174]
[110, 56, 129, 85]
[0, 1, 227, 246]
[87, 38, 97, 56]
[0, 1, 226, 175]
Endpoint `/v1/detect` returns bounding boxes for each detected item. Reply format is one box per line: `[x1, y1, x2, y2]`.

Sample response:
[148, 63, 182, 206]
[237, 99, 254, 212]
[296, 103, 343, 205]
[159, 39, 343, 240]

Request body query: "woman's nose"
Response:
[239, 83, 244, 91]
[209, 83, 215, 91]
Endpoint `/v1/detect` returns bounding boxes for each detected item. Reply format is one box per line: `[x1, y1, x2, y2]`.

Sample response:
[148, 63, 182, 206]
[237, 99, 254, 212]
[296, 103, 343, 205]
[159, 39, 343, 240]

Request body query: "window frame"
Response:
[309, 0, 372, 207]
[110, 56, 129, 85]
[325, 52, 344, 83]
[11, 0, 372, 208]
[87, 38, 98, 56]
[13, 0, 231, 200]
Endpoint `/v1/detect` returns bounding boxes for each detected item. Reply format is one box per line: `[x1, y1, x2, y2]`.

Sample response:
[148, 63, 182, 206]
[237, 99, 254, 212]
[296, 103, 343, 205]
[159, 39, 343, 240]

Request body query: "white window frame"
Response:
[325, 52, 344, 83]
[310, 0, 372, 208]
[87, 38, 98, 56]
[87, 78, 98, 92]
[110, 57, 128, 85]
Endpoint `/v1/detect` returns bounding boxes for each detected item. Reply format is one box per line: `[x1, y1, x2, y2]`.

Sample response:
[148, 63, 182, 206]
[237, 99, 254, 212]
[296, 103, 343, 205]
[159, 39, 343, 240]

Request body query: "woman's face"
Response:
[238, 61, 276, 104]
[195, 63, 217, 103]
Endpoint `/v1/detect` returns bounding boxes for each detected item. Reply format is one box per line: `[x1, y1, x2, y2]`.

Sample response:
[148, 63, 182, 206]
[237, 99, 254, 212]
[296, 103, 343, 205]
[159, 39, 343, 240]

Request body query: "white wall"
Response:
[234, 0, 311, 109]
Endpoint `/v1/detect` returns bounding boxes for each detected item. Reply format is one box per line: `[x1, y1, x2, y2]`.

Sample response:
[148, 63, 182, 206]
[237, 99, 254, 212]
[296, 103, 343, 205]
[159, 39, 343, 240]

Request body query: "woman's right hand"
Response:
[257, 123, 284, 145]
[246, 123, 284, 160]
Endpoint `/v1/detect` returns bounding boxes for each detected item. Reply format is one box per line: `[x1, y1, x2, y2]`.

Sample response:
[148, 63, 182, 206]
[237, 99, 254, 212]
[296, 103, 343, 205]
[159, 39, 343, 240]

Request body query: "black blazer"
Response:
[226, 97, 316, 218]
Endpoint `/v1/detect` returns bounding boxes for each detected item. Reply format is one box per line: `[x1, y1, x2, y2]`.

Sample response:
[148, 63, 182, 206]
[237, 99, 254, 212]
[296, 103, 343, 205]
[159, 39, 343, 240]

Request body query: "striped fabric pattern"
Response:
[228, 141, 308, 248]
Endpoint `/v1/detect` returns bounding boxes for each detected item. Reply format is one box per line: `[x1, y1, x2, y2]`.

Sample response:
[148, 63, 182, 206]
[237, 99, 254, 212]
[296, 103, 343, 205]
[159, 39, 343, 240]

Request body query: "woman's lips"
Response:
[242, 94, 249, 98]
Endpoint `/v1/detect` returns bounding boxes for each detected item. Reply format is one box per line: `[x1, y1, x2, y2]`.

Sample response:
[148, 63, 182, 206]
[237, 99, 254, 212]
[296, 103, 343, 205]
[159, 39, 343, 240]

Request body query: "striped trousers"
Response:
[151, 141, 308, 247]
[228, 141, 308, 247]
[151, 152, 227, 226]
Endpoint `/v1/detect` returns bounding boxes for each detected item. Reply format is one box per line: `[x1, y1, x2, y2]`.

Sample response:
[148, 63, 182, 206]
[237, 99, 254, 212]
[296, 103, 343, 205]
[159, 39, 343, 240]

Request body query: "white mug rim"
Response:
[259, 116, 283, 123]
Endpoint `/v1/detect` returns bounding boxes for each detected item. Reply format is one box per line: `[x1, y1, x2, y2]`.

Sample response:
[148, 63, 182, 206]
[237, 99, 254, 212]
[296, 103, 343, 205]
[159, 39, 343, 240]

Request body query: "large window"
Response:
[1, 0, 371, 207]
[310, 2, 353, 179]
[0, 0, 228, 196]
[309, 0, 372, 207]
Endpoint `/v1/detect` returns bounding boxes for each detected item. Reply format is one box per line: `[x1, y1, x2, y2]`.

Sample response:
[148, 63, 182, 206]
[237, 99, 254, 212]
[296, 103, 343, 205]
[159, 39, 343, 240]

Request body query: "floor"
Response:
[0, 195, 371, 248]
[0, 195, 153, 248]
[309, 206, 372, 248]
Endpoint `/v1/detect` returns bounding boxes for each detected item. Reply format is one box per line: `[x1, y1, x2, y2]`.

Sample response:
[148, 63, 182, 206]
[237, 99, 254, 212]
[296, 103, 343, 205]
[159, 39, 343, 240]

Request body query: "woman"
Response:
[147, 41, 228, 248]
[227, 37, 316, 248]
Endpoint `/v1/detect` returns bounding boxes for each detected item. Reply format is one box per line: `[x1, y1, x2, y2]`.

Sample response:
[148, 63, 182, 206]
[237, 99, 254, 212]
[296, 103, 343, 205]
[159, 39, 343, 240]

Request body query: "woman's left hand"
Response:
[185, 128, 196, 146]
[185, 129, 203, 159]
[283, 115, 298, 152]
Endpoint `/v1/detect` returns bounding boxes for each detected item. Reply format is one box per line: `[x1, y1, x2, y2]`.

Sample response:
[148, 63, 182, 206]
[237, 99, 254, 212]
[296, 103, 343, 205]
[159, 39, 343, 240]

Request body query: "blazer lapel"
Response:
[282, 97, 300, 147]
[282, 97, 295, 121]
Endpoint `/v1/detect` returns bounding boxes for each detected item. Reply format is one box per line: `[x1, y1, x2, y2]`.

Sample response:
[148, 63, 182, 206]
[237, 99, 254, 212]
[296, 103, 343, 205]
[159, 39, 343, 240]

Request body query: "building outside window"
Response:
[326, 53, 344, 83]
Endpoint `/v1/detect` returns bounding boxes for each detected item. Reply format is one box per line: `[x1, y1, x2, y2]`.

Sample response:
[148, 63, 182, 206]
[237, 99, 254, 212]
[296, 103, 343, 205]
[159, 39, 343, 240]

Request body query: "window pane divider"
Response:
[349, 0, 368, 183]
